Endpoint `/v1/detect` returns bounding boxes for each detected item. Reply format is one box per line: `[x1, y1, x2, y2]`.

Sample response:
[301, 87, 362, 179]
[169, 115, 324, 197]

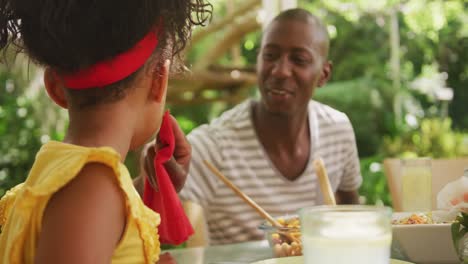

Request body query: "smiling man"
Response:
[180, 8, 363, 245]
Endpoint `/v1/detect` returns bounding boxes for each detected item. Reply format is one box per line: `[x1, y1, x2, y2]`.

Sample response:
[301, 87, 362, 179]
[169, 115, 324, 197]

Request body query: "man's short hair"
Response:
[271, 8, 330, 57]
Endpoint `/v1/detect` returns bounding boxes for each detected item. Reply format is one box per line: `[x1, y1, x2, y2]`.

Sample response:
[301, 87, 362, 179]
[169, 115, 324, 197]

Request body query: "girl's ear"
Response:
[44, 68, 69, 109]
[150, 60, 170, 103]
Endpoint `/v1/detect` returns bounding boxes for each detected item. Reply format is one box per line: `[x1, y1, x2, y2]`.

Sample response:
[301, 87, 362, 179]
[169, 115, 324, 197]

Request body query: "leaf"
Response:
[452, 212, 468, 262]
[457, 232, 467, 261]
[452, 222, 462, 260]
[460, 212, 468, 228]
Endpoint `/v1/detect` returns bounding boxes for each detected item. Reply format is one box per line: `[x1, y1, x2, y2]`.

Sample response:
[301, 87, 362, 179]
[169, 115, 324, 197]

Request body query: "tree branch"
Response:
[168, 69, 257, 95]
[191, 0, 261, 45]
[194, 13, 261, 70]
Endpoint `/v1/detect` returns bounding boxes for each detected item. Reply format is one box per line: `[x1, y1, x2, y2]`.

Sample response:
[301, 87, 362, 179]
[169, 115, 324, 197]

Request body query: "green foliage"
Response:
[439, 16, 468, 130]
[170, 104, 213, 134]
[0, 59, 67, 198]
[1, 0, 467, 212]
[298, 0, 468, 132]
[359, 156, 392, 206]
[161, 242, 186, 250]
[328, 14, 390, 82]
[299, 0, 468, 208]
[314, 78, 393, 157]
[0, 71, 44, 197]
[398, 0, 468, 129]
[451, 212, 468, 262]
[382, 118, 468, 158]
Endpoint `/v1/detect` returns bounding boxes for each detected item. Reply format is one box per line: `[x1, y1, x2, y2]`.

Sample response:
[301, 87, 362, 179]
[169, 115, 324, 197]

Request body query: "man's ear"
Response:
[43, 68, 68, 109]
[318, 61, 333, 87]
[150, 60, 170, 103]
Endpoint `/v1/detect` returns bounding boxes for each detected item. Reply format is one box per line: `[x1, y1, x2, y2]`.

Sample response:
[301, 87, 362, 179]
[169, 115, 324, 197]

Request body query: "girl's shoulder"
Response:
[0, 141, 160, 263]
[27, 141, 123, 194]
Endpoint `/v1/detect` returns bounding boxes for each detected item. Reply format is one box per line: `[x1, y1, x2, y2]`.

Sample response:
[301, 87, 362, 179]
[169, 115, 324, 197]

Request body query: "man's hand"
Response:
[141, 114, 192, 193]
[157, 252, 177, 264]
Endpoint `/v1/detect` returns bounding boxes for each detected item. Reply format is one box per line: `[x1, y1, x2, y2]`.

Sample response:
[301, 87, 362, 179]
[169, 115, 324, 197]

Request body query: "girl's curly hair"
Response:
[0, 0, 212, 108]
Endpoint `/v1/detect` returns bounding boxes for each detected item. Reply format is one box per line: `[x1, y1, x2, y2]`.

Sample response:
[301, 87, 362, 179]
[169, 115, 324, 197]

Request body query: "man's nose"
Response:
[271, 57, 292, 78]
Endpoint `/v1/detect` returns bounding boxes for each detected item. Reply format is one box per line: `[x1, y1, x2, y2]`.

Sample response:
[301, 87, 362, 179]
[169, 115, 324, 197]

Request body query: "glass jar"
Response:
[401, 158, 432, 212]
[299, 205, 392, 264]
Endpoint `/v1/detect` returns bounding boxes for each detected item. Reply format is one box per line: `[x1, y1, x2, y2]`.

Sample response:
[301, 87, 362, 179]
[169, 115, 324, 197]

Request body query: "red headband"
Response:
[62, 31, 159, 89]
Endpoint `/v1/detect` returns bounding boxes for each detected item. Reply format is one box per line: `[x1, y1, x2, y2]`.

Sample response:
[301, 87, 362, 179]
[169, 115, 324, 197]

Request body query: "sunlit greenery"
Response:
[0, 57, 67, 197]
[1, 0, 467, 208]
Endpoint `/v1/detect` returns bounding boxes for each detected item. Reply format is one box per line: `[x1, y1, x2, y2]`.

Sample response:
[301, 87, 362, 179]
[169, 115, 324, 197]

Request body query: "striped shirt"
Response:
[180, 99, 362, 245]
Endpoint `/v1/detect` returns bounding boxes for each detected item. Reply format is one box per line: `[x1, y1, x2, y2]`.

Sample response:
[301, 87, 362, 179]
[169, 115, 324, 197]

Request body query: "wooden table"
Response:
[164, 240, 272, 264]
[164, 239, 412, 264]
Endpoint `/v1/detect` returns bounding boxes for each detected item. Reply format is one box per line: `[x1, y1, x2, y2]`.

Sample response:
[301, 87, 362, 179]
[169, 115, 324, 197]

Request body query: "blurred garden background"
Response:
[1, 0, 467, 207]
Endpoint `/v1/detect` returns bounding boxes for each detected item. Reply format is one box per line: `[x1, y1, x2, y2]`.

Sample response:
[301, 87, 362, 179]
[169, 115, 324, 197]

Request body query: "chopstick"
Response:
[203, 160, 300, 244]
[203, 160, 283, 228]
[313, 158, 336, 206]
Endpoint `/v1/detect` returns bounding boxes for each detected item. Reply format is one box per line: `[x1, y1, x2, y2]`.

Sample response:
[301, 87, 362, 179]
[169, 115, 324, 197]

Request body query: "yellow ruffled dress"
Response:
[0, 141, 160, 263]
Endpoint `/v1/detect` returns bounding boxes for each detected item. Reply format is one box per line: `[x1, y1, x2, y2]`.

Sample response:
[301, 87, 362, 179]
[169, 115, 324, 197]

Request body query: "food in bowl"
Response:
[259, 216, 302, 258]
[392, 211, 459, 264]
[392, 213, 431, 225]
[392, 211, 455, 225]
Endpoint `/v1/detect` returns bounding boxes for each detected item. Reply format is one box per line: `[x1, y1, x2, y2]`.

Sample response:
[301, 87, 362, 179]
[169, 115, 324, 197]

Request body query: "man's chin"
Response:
[264, 105, 291, 117]
[257, 99, 292, 117]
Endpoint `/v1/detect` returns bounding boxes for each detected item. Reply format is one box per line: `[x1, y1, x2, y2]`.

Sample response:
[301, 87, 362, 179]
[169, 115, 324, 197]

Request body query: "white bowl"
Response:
[392, 212, 459, 264]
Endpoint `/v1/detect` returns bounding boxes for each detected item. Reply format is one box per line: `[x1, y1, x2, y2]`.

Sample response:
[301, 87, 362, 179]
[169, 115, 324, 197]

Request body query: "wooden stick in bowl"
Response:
[203, 159, 283, 228]
[203, 160, 300, 244]
[313, 158, 336, 206]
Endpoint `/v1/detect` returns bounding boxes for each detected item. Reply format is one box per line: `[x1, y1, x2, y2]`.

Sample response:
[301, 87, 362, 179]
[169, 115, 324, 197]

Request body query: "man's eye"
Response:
[262, 53, 276, 60]
[292, 57, 309, 65]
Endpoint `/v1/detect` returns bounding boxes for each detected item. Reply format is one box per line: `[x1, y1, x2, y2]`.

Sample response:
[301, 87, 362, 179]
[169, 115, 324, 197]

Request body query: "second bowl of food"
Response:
[258, 215, 302, 258]
[392, 211, 459, 264]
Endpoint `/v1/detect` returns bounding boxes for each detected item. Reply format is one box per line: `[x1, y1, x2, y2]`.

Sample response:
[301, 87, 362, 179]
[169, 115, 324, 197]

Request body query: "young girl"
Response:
[0, 0, 210, 263]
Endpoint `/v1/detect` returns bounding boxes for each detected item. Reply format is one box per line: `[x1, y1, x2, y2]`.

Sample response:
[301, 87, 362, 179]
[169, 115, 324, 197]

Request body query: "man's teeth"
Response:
[270, 89, 286, 95]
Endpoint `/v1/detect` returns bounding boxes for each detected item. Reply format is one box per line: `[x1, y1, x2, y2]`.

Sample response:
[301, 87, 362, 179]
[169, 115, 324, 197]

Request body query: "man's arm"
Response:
[336, 189, 360, 204]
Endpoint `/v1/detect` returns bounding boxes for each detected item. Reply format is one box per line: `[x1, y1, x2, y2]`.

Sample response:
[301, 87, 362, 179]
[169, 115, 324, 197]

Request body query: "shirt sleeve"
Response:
[179, 125, 221, 207]
[338, 118, 363, 191]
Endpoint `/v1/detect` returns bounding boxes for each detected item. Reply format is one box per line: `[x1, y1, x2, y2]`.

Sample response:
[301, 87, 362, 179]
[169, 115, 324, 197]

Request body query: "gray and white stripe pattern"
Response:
[180, 99, 362, 245]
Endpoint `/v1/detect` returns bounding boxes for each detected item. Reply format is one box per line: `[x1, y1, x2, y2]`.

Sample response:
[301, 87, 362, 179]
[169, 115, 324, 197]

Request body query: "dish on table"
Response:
[250, 256, 414, 264]
[392, 211, 459, 264]
[259, 210, 459, 263]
